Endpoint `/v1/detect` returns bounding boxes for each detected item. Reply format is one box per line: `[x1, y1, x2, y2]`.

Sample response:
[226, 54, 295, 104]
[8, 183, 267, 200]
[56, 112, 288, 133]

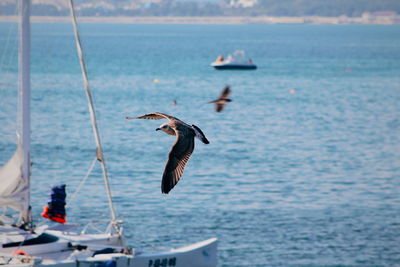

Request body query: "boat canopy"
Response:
[225, 50, 249, 64]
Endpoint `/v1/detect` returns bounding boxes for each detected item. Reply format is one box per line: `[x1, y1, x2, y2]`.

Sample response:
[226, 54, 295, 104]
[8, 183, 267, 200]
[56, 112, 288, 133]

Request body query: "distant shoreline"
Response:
[0, 15, 398, 24]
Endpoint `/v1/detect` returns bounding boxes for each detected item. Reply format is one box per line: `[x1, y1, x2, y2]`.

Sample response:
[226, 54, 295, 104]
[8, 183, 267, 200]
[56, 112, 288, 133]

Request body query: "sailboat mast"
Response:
[19, 0, 31, 225]
[67, 0, 117, 224]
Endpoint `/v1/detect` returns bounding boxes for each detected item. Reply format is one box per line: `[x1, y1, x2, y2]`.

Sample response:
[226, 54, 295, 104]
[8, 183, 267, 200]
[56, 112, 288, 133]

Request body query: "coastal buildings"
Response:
[229, 0, 258, 8]
[362, 11, 400, 24]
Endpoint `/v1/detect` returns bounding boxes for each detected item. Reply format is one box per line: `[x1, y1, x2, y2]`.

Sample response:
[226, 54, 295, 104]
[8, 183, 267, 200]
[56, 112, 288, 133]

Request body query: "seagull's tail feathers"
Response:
[192, 124, 209, 144]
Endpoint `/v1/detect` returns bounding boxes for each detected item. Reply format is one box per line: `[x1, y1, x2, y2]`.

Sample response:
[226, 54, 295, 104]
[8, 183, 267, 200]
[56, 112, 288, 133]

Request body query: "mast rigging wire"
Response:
[67, 0, 118, 227]
[68, 156, 97, 207]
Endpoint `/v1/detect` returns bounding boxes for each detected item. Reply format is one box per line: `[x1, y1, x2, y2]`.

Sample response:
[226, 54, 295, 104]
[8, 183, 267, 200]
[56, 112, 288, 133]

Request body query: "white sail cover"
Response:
[0, 145, 29, 217]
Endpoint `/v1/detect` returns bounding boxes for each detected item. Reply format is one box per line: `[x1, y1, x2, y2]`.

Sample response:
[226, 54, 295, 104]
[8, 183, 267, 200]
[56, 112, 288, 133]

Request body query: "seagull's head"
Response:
[156, 123, 175, 136]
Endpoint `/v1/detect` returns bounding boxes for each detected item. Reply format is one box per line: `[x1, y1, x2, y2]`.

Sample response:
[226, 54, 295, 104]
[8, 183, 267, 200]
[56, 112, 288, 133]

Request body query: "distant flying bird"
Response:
[126, 112, 209, 194]
[208, 85, 232, 112]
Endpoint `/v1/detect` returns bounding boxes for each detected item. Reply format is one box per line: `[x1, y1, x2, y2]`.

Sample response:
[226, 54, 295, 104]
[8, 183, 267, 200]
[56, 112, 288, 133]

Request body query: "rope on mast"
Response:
[67, 0, 118, 227]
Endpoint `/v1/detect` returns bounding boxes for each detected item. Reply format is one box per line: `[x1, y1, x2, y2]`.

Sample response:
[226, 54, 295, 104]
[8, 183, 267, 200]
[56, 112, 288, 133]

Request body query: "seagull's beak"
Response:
[156, 128, 160, 131]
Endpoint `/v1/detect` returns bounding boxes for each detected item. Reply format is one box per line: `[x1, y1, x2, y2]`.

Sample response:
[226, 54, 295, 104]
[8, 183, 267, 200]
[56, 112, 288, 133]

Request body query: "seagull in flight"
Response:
[126, 112, 209, 194]
[208, 85, 232, 112]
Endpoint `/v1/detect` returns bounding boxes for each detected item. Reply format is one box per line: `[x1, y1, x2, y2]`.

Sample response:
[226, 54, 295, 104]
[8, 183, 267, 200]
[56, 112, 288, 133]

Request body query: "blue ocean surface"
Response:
[1, 23, 400, 266]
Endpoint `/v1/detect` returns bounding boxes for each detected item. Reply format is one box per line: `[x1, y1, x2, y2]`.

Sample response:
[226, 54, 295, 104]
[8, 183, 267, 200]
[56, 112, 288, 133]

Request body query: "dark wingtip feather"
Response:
[161, 179, 173, 194]
[161, 184, 171, 194]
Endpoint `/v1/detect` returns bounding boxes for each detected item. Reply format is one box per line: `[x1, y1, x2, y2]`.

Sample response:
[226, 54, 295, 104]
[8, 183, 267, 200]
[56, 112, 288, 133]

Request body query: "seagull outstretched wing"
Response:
[162, 127, 195, 194]
[220, 85, 231, 99]
[126, 112, 179, 122]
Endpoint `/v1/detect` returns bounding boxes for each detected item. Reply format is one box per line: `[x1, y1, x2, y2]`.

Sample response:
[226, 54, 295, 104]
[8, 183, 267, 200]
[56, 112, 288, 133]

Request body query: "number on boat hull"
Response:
[148, 257, 176, 267]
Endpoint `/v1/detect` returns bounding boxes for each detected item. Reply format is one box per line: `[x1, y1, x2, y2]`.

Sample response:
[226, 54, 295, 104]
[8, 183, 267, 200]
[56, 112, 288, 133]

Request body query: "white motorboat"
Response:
[0, 1, 218, 266]
[211, 50, 257, 70]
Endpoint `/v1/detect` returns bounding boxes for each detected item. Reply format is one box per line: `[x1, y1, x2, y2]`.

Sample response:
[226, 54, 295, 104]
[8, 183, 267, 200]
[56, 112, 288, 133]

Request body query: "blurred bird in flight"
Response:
[208, 85, 232, 112]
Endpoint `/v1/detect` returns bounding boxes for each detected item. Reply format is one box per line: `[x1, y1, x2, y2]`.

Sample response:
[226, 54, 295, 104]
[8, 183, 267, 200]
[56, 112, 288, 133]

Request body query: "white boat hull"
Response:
[1, 236, 217, 267]
[211, 62, 257, 70]
[128, 238, 218, 267]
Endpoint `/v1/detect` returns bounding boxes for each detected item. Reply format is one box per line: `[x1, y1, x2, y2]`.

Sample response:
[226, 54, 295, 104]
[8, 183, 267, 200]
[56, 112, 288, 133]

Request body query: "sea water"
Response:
[1, 23, 400, 266]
